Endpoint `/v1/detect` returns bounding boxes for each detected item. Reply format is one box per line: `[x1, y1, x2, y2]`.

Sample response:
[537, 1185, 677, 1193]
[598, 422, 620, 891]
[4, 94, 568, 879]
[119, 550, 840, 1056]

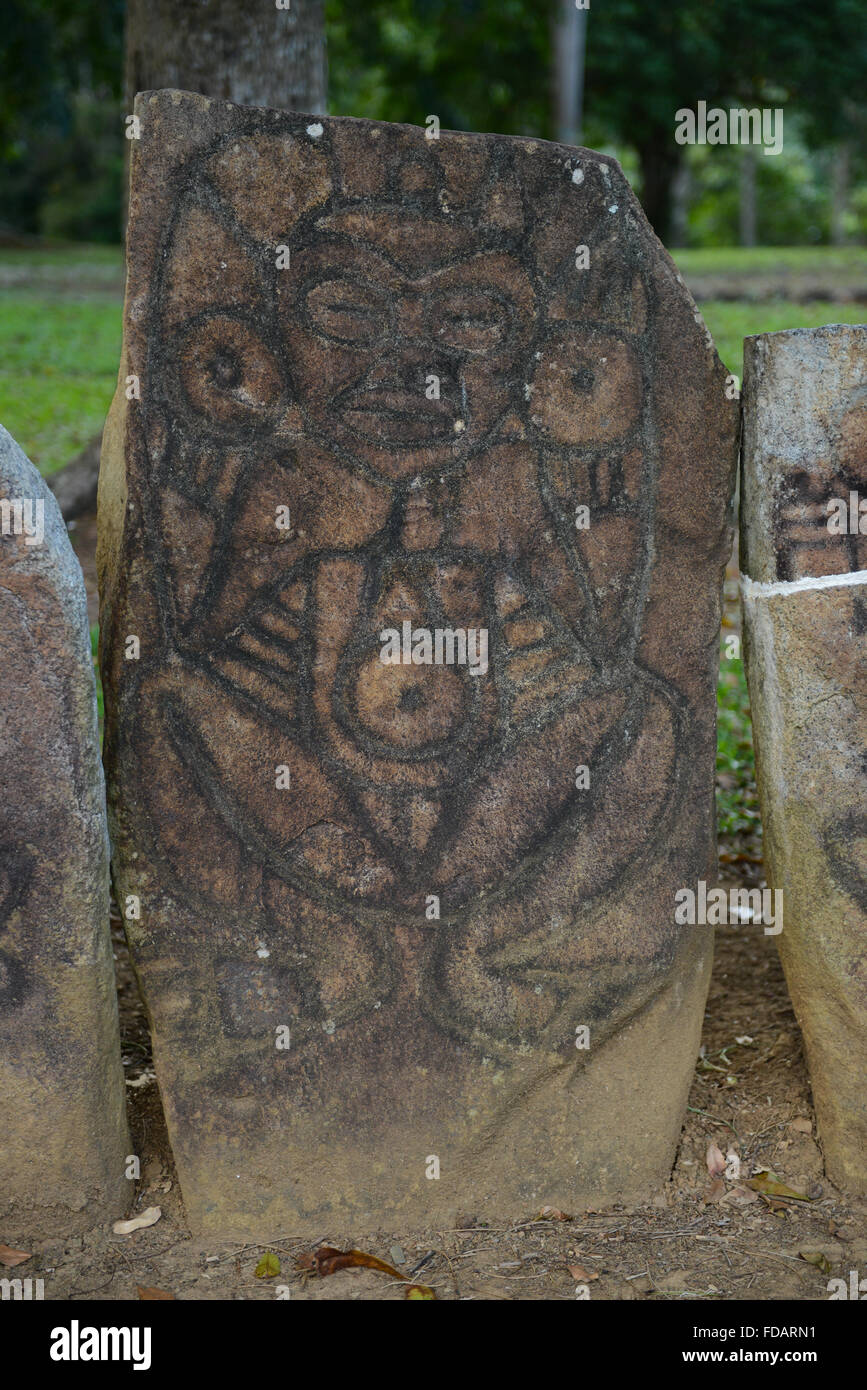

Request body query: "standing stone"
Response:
[742, 325, 867, 1193]
[99, 89, 738, 1235]
[0, 425, 129, 1241]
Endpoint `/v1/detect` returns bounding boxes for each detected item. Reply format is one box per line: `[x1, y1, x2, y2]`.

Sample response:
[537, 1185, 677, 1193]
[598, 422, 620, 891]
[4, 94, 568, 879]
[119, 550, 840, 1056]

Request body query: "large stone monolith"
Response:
[0, 425, 129, 1242]
[99, 90, 738, 1235]
[742, 324, 867, 1193]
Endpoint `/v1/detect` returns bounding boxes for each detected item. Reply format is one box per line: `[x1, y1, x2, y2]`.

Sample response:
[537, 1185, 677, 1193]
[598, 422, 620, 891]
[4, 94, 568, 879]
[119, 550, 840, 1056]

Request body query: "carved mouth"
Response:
[339, 388, 463, 446]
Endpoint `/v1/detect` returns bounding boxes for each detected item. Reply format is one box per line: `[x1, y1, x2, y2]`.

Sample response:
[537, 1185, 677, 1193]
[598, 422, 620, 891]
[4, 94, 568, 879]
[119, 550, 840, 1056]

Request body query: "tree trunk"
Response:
[125, 0, 327, 114]
[830, 143, 851, 247]
[637, 141, 680, 244]
[739, 147, 757, 247]
[62, 2, 330, 524]
[669, 160, 691, 249]
[551, 0, 587, 146]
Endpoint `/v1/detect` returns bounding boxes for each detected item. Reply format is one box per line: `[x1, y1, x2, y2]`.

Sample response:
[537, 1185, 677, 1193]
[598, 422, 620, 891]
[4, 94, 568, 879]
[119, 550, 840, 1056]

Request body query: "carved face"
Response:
[277, 213, 535, 479]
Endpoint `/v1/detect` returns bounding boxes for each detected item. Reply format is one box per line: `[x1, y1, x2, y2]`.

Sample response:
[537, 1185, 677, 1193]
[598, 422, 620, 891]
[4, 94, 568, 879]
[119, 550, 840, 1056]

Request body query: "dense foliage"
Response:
[0, 0, 864, 243]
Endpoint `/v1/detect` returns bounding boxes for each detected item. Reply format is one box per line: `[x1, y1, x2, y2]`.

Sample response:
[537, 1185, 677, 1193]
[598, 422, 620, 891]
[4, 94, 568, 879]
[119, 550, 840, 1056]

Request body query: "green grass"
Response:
[0, 291, 121, 473]
[716, 654, 760, 845]
[90, 622, 104, 728]
[0, 242, 123, 269]
[673, 245, 867, 276]
[701, 299, 867, 380]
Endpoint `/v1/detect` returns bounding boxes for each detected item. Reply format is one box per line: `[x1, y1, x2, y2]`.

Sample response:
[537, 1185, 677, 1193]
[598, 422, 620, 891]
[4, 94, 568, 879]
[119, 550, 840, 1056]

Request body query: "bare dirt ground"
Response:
[19, 522, 861, 1302]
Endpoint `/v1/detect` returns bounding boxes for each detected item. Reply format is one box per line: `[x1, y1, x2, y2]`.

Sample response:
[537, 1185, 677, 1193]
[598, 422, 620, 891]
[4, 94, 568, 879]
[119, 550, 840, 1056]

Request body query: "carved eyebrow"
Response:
[307, 276, 383, 306]
[301, 236, 402, 279]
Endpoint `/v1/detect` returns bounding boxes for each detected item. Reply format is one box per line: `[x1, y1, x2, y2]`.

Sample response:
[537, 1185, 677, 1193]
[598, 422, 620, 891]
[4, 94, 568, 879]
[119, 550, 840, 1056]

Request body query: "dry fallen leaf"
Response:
[567, 1264, 599, 1281]
[137, 1285, 175, 1300]
[0, 1245, 31, 1268]
[703, 1177, 727, 1204]
[297, 1245, 401, 1278]
[745, 1171, 810, 1202]
[255, 1252, 281, 1279]
[725, 1185, 760, 1206]
[799, 1250, 832, 1275]
[790, 1117, 813, 1134]
[706, 1142, 726, 1178]
[297, 1245, 436, 1299]
[760, 1195, 791, 1215]
[113, 1206, 162, 1235]
[536, 1205, 572, 1222]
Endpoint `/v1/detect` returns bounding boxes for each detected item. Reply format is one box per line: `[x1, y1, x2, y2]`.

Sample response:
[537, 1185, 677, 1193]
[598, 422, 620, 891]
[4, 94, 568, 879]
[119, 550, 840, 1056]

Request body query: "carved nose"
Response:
[272, 402, 305, 438]
[393, 292, 426, 341]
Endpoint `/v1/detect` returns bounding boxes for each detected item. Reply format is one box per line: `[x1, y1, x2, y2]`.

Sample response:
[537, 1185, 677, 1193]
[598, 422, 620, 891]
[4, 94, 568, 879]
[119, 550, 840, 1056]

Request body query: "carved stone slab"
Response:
[99, 90, 738, 1234]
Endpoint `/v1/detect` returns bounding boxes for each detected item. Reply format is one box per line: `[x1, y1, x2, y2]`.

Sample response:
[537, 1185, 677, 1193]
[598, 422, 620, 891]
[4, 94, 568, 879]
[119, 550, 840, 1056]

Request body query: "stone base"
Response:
[153, 931, 710, 1237]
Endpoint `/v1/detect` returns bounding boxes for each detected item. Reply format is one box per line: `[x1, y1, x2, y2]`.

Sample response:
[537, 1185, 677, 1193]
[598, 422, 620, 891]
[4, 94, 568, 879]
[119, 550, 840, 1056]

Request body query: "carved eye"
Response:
[429, 288, 512, 354]
[305, 278, 390, 344]
[530, 333, 642, 445]
[180, 316, 283, 425]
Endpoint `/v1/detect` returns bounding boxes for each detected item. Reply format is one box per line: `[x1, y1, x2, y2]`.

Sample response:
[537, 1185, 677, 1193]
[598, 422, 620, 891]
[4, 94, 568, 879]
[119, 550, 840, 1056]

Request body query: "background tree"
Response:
[551, 0, 588, 146]
[326, 0, 550, 138]
[2, 0, 865, 247]
[584, 0, 867, 242]
[125, 0, 326, 114]
[0, 0, 125, 239]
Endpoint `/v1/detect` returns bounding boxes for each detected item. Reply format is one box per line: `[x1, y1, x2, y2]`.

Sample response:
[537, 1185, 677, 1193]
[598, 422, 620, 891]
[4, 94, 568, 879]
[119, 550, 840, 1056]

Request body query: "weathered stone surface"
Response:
[99, 90, 738, 1234]
[0, 425, 129, 1241]
[742, 325, 867, 1193]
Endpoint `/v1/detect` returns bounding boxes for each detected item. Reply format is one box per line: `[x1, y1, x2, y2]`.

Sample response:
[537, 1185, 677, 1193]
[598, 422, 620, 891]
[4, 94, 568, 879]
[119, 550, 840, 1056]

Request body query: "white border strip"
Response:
[741, 568, 867, 599]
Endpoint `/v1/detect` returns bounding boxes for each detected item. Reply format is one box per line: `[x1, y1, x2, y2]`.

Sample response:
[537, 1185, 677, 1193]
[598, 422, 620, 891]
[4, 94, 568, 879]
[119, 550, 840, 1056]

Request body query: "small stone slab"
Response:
[742, 324, 867, 1193]
[0, 425, 129, 1240]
